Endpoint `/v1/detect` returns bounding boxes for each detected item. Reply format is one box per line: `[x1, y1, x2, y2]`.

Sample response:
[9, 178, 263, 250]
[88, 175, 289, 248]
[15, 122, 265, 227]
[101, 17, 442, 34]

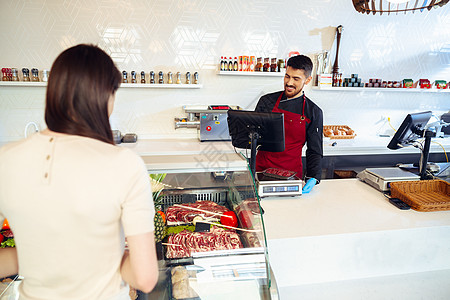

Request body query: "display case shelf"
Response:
[0, 81, 203, 89]
[218, 70, 285, 77]
[312, 86, 450, 93]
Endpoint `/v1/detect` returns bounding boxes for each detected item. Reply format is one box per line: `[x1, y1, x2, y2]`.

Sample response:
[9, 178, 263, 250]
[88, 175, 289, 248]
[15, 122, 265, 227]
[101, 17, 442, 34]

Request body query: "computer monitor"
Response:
[227, 110, 285, 175]
[387, 111, 432, 150]
[387, 111, 434, 180]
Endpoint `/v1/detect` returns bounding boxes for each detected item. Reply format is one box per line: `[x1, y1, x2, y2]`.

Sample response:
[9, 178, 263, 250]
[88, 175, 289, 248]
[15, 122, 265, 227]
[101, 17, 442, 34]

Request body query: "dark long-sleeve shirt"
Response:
[255, 91, 323, 182]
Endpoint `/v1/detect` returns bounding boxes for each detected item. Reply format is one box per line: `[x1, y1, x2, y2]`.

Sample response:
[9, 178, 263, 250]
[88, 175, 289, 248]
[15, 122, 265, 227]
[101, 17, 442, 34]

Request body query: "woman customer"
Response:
[0, 44, 158, 299]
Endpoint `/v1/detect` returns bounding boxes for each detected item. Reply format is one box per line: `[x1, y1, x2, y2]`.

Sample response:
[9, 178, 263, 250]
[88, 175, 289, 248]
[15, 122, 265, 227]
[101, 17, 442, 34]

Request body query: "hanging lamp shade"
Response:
[352, 0, 449, 15]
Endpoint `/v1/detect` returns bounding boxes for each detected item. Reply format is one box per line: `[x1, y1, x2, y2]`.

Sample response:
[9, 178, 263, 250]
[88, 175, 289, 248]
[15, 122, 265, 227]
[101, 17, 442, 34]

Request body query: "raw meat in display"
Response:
[166, 227, 243, 259]
[166, 201, 229, 225]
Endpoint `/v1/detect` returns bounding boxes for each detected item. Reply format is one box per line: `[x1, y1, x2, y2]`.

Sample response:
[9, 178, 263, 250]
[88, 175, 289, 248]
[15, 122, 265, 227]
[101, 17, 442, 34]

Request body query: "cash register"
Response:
[358, 111, 435, 191]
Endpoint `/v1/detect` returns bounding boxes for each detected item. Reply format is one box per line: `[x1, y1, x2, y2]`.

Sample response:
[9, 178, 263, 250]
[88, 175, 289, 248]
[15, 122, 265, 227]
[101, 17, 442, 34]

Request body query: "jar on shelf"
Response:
[270, 58, 277, 72]
[263, 58, 270, 72]
[31, 68, 39, 82]
[22, 68, 30, 81]
[255, 57, 263, 72]
[11, 68, 19, 81]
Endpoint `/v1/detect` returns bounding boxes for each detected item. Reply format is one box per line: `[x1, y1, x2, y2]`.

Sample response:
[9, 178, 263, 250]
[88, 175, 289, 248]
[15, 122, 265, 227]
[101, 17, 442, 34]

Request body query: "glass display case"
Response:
[144, 152, 278, 300]
[0, 275, 21, 300]
[0, 153, 278, 300]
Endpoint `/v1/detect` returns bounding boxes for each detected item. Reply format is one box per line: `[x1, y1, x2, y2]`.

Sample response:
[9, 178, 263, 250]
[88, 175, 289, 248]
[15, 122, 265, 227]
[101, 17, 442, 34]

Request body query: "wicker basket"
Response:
[390, 180, 450, 212]
[323, 125, 356, 139]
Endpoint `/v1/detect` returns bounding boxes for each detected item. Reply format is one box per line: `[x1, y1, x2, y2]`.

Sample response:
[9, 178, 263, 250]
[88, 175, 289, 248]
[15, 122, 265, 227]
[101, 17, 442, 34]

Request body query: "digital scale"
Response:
[357, 167, 420, 192]
[256, 173, 303, 197]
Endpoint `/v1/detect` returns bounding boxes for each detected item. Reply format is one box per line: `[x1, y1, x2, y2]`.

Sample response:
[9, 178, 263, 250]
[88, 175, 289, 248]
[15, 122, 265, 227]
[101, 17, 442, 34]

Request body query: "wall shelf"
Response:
[312, 86, 450, 93]
[0, 81, 203, 89]
[218, 70, 285, 77]
[0, 81, 47, 87]
[120, 83, 202, 89]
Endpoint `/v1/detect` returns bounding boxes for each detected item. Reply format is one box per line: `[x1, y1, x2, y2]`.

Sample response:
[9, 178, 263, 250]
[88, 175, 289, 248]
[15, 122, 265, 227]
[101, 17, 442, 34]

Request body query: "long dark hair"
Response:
[45, 44, 121, 144]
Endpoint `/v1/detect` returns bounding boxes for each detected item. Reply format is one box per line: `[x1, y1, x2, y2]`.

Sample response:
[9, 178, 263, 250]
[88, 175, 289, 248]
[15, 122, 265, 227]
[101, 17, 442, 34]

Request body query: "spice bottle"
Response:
[176, 72, 181, 84]
[42, 70, 49, 82]
[186, 72, 191, 84]
[140, 71, 146, 83]
[11, 68, 19, 81]
[158, 71, 164, 84]
[22, 68, 30, 81]
[167, 72, 173, 84]
[277, 59, 285, 72]
[228, 57, 233, 71]
[270, 58, 277, 72]
[122, 71, 128, 83]
[149, 71, 155, 84]
[31, 68, 40, 82]
[131, 71, 137, 83]
[263, 58, 270, 72]
[249, 56, 255, 72]
[194, 72, 199, 84]
[233, 57, 238, 71]
[255, 57, 263, 72]
[223, 58, 228, 71]
[220, 57, 225, 71]
[1, 68, 8, 81]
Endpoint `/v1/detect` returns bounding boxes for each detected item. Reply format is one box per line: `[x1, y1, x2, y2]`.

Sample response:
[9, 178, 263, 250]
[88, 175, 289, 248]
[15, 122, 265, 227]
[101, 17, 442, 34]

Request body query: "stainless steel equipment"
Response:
[357, 167, 420, 192]
[174, 105, 240, 141]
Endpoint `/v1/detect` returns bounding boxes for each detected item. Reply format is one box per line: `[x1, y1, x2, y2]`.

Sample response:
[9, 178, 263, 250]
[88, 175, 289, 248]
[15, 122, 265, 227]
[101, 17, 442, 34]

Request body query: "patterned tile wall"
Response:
[0, 0, 449, 141]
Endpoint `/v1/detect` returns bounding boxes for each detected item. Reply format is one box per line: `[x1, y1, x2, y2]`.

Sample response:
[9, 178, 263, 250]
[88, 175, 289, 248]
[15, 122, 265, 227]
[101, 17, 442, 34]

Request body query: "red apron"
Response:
[255, 92, 309, 177]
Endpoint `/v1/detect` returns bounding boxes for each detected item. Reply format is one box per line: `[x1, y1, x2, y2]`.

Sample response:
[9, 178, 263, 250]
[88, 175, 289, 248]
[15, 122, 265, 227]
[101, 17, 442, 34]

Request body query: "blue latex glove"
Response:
[302, 178, 317, 194]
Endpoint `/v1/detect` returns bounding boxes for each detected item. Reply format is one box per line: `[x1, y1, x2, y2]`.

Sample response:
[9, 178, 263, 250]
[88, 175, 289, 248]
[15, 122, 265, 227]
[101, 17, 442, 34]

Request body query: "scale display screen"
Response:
[263, 185, 299, 193]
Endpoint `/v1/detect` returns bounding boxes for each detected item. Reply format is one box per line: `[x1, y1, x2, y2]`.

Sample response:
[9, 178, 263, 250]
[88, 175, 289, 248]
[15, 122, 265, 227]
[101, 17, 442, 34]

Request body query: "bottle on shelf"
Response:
[255, 57, 263, 72]
[158, 71, 164, 84]
[176, 72, 181, 84]
[186, 72, 191, 84]
[242, 56, 248, 71]
[168, 72, 173, 84]
[220, 57, 225, 71]
[249, 56, 255, 72]
[270, 58, 277, 72]
[194, 72, 199, 84]
[223, 57, 228, 71]
[11, 68, 19, 81]
[277, 59, 285, 72]
[22, 68, 30, 81]
[42, 70, 49, 82]
[122, 71, 128, 83]
[131, 71, 137, 83]
[2, 68, 8, 81]
[228, 57, 233, 71]
[233, 57, 238, 71]
[31, 68, 39, 82]
[149, 71, 155, 84]
[141, 71, 146, 83]
[263, 58, 270, 72]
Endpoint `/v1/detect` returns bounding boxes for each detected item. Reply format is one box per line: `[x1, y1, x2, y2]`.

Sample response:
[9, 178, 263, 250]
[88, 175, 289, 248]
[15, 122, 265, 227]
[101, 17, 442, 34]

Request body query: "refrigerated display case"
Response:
[143, 152, 278, 300]
[0, 153, 278, 300]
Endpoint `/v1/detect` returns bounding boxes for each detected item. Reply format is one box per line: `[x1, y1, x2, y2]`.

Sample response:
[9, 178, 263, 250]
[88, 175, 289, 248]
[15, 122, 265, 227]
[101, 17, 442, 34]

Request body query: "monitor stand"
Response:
[419, 130, 436, 180]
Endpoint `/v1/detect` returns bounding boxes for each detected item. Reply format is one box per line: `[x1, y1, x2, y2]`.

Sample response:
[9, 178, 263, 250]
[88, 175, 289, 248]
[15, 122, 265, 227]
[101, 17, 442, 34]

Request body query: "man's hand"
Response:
[302, 178, 317, 194]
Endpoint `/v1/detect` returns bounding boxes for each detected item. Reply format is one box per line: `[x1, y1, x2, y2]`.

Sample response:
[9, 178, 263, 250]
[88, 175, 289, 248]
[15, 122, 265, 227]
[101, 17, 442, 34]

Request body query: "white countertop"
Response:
[260, 178, 450, 239]
[261, 179, 450, 299]
[1, 134, 448, 157]
[119, 135, 450, 157]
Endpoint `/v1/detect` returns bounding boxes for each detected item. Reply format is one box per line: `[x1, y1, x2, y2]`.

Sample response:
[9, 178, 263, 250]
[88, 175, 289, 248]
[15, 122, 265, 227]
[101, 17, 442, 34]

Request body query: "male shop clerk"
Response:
[255, 54, 323, 193]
